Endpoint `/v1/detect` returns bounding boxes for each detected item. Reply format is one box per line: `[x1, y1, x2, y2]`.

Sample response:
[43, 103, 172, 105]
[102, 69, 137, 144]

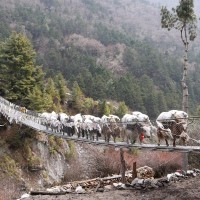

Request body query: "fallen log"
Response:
[62, 173, 132, 188]
[30, 191, 68, 195]
[30, 171, 133, 195]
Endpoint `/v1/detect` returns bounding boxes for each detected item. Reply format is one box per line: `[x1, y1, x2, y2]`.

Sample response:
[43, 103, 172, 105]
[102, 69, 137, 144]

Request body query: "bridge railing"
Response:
[1, 96, 200, 146]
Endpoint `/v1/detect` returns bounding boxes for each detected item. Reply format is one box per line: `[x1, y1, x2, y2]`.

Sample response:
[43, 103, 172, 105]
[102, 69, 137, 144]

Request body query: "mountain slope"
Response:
[0, 0, 200, 117]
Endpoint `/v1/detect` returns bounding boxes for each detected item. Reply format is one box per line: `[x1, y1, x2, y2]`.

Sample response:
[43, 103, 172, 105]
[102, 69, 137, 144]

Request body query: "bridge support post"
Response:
[132, 161, 137, 179]
[182, 152, 188, 172]
[120, 148, 126, 183]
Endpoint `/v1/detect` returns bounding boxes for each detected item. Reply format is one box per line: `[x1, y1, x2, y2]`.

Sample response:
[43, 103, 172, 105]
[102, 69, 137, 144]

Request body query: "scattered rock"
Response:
[167, 173, 179, 182]
[131, 178, 139, 186]
[187, 170, 194, 175]
[75, 185, 86, 194]
[137, 179, 144, 185]
[17, 193, 30, 200]
[96, 188, 104, 192]
[194, 169, 200, 174]
[175, 172, 184, 177]
[113, 182, 126, 189]
[156, 181, 164, 187]
[104, 185, 113, 191]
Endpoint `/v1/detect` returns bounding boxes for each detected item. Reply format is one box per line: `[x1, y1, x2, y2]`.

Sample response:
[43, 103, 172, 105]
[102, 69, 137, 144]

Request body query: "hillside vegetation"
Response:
[0, 0, 200, 117]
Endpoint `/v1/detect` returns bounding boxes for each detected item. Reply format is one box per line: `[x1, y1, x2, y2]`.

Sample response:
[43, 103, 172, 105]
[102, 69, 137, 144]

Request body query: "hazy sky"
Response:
[148, 0, 199, 9]
[148, 0, 199, 16]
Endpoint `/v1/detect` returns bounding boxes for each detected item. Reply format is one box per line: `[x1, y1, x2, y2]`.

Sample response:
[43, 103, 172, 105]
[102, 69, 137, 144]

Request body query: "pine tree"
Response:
[82, 97, 95, 114]
[27, 85, 53, 112]
[0, 32, 43, 106]
[100, 100, 110, 116]
[116, 101, 128, 118]
[45, 78, 62, 112]
[72, 81, 85, 112]
[54, 73, 69, 104]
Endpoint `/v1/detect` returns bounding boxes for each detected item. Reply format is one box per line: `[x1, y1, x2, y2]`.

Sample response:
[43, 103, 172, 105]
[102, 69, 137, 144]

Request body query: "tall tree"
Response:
[71, 81, 85, 112]
[100, 100, 110, 116]
[161, 0, 197, 113]
[116, 101, 128, 118]
[45, 78, 62, 112]
[27, 85, 52, 112]
[0, 32, 43, 106]
[54, 73, 69, 105]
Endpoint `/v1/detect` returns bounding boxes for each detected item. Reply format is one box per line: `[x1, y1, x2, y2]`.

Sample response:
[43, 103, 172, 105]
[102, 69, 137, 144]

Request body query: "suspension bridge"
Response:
[0, 96, 200, 153]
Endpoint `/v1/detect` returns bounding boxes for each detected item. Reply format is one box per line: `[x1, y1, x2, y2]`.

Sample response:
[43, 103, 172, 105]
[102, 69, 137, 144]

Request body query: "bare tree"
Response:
[161, 0, 198, 113]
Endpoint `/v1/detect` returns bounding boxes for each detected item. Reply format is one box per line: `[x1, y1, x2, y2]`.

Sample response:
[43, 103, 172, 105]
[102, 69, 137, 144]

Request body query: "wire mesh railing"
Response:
[0, 96, 200, 148]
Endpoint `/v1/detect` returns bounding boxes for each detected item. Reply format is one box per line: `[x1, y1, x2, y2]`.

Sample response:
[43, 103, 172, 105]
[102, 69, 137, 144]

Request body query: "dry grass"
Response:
[89, 150, 121, 178]
[63, 159, 85, 182]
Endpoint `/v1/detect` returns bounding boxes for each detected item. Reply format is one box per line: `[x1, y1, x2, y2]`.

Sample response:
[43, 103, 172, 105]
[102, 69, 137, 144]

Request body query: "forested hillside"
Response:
[0, 0, 200, 118]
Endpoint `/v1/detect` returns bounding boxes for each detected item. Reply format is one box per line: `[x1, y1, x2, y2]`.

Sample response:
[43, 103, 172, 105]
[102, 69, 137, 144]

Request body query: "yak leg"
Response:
[107, 134, 110, 143]
[77, 129, 81, 138]
[165, 139, 169, 146]
[130, 134, 136, 144]
[173, 136, 176, 147]
[120, 131, 125, 142]
[126, 137, 129, 144]
[97, 131, 101, 138]
[86, 130, 89, 139]
[157, 136, 160, 146]
[105, 135, 109, 143]
[104, 134, 107, 142]
[96, 131, 99, 141]
[82, 129, 85, 138]
[90, 131, 94, 141]
[139, 137, 143, 145]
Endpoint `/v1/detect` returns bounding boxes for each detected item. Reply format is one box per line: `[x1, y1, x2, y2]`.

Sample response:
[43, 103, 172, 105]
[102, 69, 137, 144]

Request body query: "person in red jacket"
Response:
[139, 132, 145, 144]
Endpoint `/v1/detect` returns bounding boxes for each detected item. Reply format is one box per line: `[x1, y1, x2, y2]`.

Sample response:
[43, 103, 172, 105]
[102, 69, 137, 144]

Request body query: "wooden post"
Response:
[120, 148, 126, 183]
[182, 152, 188, 172]
[132, 161, 137, 179]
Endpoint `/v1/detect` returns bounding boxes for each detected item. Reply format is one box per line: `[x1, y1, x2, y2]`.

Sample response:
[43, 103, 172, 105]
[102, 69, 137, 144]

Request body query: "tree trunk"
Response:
[120, 148, 126, 183]
[181, 27, 189, 114]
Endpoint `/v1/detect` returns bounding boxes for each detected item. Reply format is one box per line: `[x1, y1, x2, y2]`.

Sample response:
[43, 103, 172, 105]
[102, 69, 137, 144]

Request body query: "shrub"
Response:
[5, 125, 36, 150]
[0, 155, 19, 177]
[130, 148, 140, 156]
[88, 150, 121, 178]
[65, 140, 77, 161]
[188, 152, 200, 169]
[48, 135, 60, 155]
[23, 139, 42, 170]
[154, 163, 181, 178]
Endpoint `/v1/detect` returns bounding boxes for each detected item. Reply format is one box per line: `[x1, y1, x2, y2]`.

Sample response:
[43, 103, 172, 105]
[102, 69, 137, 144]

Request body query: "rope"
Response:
[0, 123, 6, 126]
